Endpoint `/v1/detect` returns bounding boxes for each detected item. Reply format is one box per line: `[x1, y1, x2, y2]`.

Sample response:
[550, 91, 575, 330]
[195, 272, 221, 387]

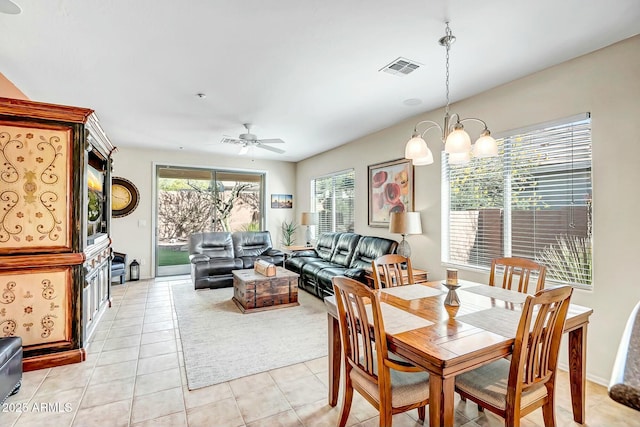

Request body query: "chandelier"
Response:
[404, 22, 498, 166]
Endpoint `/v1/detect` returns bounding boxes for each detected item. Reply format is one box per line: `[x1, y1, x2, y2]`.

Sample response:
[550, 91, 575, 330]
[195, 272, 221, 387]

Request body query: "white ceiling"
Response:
[2, 0, 639, 162]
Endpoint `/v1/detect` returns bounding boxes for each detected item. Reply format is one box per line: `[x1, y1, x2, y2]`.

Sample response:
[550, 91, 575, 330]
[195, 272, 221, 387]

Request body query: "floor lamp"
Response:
[301, 212, 317, 246]
[389, 211, 422, 259]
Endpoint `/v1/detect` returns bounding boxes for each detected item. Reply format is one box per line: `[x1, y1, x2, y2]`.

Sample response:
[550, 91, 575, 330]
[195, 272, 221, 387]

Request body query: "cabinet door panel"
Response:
[0, 268, 71, 346]
[0, 121, 72, 253]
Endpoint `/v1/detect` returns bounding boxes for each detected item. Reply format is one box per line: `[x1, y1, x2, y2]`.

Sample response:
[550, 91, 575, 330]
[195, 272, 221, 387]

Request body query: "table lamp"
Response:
[389, 211, 422, 258]
[300, 212, 317, 246]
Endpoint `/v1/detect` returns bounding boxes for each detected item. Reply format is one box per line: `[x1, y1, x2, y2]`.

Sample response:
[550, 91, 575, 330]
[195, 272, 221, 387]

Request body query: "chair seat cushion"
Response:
[455, 358, 547, 411]
[350, 365, 429, 409]
[111, 263, 125, 274]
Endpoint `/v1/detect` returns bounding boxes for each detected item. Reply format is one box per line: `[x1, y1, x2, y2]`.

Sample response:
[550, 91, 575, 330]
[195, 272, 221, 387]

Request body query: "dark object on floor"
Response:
[111, 251, 127, 284]
[609, 300, 640, 411]
[0, 336, 22, 404]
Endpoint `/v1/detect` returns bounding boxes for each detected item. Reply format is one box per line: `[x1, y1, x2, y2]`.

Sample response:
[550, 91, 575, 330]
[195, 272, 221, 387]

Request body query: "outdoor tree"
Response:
[157, 190, 213, 240]
[157, 180, 256, 240]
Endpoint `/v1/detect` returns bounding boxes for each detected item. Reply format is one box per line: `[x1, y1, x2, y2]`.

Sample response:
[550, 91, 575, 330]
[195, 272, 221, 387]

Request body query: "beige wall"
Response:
[295, 35, 640, 384]
[111, 147, 297, 279]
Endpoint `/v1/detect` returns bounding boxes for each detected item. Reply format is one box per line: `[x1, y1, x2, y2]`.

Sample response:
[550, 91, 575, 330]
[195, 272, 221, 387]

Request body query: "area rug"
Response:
[171, 283, 328, 390]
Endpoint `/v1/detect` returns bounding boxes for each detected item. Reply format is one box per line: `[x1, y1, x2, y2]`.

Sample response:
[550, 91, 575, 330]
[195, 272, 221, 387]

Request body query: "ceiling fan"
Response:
[221, 123, 285, 155]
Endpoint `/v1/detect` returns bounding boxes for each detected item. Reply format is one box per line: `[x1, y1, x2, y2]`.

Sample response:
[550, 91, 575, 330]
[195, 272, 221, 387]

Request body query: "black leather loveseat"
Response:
[285, 232, 398, 298]
[189, 231, 284, 289]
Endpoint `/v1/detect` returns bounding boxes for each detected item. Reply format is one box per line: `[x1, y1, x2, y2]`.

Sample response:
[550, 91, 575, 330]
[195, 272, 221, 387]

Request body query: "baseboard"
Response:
[557, 362, 610, 387]
[23, 349, 86, 372]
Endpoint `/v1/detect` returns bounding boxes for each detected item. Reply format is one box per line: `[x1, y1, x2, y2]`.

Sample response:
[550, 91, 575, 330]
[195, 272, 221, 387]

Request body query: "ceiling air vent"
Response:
[380, 57, 421, 76]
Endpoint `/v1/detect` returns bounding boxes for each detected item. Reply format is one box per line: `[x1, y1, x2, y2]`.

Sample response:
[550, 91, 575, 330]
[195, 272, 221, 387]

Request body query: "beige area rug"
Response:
[171, 283, 328, 390]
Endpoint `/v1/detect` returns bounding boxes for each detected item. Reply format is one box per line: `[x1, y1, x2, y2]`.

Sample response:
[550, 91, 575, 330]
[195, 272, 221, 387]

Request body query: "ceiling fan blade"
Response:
[256, 143, 285, 154]
[256, 138, 285, 144]
[0, 0, 21, 14]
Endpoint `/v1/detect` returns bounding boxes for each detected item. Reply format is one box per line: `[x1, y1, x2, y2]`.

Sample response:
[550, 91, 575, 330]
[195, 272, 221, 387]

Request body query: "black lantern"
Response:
[130, 259, 140, 281]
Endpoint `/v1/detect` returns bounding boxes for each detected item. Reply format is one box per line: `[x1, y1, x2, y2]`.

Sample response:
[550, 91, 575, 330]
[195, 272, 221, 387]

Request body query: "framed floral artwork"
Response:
[368, 158, 414, 227]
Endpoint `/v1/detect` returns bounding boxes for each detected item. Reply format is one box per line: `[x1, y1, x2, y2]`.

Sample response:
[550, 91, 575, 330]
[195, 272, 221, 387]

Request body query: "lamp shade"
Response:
[301, 212, 317, 226]
[405, 135, 429, 159]
[389, 212, 422, 235]
[444, 127, 471, 154]
[412, 148, 434, 166]
[473, 133, 498, 157]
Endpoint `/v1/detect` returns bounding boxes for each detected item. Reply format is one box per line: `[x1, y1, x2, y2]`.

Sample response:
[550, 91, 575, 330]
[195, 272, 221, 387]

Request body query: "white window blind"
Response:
[311, 169, 355, 235]
[443, 113, 593, 286]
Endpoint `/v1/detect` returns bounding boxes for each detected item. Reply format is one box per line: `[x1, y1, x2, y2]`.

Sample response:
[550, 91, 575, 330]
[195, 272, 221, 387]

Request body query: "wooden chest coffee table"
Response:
[232, 267, 300, 313]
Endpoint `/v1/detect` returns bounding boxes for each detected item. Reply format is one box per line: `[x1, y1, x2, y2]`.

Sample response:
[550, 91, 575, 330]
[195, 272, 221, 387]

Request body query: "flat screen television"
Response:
[87, 165, 105, 241]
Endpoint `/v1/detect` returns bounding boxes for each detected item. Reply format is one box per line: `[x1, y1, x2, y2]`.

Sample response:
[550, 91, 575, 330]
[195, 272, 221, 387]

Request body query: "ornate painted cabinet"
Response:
[0, 97, 115, 370]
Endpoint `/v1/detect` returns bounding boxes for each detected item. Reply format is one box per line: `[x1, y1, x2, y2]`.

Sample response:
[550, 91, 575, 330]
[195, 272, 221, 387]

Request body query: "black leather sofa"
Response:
[0, 336, 22, 404]
[285, 232, 398, 298]
[189, 231, 284, 289]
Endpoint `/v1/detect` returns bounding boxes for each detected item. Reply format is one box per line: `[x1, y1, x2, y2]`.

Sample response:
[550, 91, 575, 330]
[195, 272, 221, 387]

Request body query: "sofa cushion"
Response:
[232, 231, 273, 258]
[301, 260, 340, 283]
[316, 266, 349, 290]
[189, 232, 235, 260]
[192, 258, 243, 277]
[232, 232, 284, 268]
[285, 256, 322, 274]
[316, 232, 340, 261]
[349, 236, 398, 269]
[329, 233, 361, 267]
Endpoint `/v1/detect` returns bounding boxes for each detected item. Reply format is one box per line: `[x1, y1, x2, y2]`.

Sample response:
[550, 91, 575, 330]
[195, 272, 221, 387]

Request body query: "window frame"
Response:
[442, 113, 593, 288]
[310, 169, 355, 237]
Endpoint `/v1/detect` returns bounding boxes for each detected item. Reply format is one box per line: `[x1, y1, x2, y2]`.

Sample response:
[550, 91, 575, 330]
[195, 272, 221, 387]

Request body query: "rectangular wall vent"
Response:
[379, 57, 421, 76]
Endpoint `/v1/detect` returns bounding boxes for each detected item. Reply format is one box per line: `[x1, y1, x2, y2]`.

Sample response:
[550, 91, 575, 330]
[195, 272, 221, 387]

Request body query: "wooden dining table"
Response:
[324, 280, 593, 427]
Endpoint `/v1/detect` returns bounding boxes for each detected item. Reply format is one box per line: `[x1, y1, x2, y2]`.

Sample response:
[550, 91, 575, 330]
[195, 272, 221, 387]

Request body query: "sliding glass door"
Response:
[155, 165, 265, 276]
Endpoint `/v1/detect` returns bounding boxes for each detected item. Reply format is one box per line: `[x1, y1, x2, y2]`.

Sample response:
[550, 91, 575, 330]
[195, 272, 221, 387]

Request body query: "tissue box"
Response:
[254, 259, 276, 277]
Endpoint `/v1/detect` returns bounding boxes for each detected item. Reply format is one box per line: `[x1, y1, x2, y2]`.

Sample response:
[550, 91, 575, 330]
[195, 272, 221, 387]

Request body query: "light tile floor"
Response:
[2, 276, 638, 427]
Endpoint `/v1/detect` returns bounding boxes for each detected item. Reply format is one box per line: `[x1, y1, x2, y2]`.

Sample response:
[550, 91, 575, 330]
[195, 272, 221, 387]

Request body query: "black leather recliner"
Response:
[285, 232, 339, 275]
[189, 231, 284, 290]
[301, 233, 361, 297]
[285, 232, 398, 298]
[0, 336, 22, 404]
[189, 232, 243, 289]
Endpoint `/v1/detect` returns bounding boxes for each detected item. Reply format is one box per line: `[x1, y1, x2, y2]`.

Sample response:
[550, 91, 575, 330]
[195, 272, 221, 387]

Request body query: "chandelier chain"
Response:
[445, 37, 450, 116]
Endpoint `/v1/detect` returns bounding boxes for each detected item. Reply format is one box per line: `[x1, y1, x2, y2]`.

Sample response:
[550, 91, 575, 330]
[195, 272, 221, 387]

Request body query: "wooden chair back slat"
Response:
[372, 254, 414, 289]
[334, 276, 387, 380]
[490, 257, 547, 294]
[510, 286, 573, 392]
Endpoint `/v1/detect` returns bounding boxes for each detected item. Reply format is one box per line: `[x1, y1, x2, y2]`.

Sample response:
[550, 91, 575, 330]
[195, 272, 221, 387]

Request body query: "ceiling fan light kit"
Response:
[221, 123, 286, 155]
[404, 22, 498, 166]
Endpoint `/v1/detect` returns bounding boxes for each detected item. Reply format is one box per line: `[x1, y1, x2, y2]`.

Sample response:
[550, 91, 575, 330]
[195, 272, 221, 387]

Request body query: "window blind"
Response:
[443, 113, 592, 286]
[311, 169, 355, 235]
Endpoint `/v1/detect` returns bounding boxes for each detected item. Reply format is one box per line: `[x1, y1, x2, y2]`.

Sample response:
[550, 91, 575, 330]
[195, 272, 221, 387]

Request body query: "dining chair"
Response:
[489, 257, 547, 294]
[371, 254, 414, 289]
[332, 276, 429, 427]
[455, 286, 573, 427]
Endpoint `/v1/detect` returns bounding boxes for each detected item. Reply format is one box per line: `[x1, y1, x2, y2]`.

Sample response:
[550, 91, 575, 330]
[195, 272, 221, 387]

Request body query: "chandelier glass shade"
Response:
[405, 22, 498, 166]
